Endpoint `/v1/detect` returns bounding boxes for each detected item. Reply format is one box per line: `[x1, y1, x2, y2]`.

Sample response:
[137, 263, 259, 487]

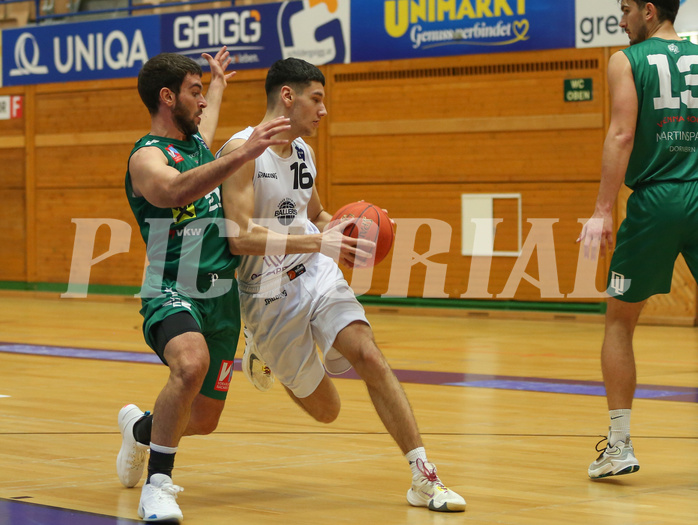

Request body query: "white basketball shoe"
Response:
[117, 404, 149, 488]
[588, 434, 640, 479]
[242, 329, 274, 392]
[138, 474, 183, 522]
[406, 459, 466, 512]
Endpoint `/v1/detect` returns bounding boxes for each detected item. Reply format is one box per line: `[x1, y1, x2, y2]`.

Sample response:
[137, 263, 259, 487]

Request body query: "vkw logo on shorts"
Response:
[214, 360, 235, 392]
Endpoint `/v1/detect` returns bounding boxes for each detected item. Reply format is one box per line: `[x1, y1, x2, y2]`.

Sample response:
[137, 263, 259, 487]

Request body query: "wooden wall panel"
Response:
[329, 50, 605, 123]
[34, 87, 149, 135]
[330, 129, 603, 185]
[0, 189, 26, 281]
[35, 144, 135, 189]
[0, 114, 24, 136]
[329, 182, 607, 302]
[34, 189, 145, 286]
[0, 148, 25, 189]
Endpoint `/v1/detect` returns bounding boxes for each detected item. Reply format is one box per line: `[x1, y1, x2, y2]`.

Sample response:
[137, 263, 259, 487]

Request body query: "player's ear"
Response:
[280, 85, 294, 107]
[160, 87, 175, 108]
[644, 1, 655, 21]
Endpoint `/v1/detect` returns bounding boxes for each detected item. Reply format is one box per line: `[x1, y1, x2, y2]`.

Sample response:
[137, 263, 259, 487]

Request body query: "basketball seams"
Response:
[331, 201, 394, 265]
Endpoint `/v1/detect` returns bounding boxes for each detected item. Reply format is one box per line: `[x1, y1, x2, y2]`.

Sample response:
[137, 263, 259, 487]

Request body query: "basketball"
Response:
[331, 201, 395, 266]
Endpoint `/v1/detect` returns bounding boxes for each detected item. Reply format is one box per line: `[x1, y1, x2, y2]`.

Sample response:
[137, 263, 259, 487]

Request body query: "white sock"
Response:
[608, 409, 631, 445]
[405, 447, 428, 478]
[150, 443, 178, 455]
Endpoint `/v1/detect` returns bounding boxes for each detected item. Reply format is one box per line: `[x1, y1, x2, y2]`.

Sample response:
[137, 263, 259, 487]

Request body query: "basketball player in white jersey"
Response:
[216, 57, 465, 512]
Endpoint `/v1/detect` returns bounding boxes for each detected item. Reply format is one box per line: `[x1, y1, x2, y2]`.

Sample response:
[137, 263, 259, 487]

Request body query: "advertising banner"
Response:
[159, 0, 351, 70]
[1, 16, 159, 86]
[575, 0, 626, 48]
[350, 0, 575, 62]
[576, 0, 698, 49]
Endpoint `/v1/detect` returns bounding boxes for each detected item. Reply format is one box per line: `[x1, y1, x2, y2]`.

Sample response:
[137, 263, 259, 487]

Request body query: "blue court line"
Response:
[0, 498, 140, 525]
[1, 342, 696, 403]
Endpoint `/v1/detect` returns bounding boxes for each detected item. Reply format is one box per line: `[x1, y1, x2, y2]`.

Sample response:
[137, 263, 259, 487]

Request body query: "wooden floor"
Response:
[0, 293, 697, 524]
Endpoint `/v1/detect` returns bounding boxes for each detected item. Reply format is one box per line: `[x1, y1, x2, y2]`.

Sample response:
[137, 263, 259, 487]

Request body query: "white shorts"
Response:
[239, 253, 369, 398]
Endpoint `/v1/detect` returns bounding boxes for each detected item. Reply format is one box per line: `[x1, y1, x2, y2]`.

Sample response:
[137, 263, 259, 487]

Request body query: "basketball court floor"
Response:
[0, 293, 696, 524]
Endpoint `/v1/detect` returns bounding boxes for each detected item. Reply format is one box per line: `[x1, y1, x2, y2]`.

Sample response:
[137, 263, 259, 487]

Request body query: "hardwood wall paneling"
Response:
[0, 112, 25, 137]
[0, 189, 26, 281]
[329, 129, 603, 185]
[1, 148, 25, 189]
[34, 88, 148, 135]
[328, 48, 604, 122]
[35, 144, 135, 189]
[330, 182, 606, 302]
[327, 48, 605, 186]
[34, 189, 145, 287]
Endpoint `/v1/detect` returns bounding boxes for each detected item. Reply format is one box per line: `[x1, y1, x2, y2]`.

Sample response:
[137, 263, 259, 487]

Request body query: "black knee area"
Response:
[152, 311, 201, 364]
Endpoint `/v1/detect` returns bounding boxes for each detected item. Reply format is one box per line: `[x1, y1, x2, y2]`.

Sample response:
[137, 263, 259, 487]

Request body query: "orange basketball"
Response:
[331, 201, 395, 266]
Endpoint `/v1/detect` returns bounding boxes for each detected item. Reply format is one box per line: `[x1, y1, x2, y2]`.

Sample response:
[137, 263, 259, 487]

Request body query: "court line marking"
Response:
[0, 498, 141, 525]
[0, 342, 696, 402]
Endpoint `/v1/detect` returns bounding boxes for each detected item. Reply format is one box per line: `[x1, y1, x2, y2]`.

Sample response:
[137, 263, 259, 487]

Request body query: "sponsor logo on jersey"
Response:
[214, 360, 234, 391]
[294, 144, 305, 161]
[192, 134, 210, 150]
[166, 144, 184, 163]
[145, 139, 159, 146]
[264, 289, 287, 305]
[286, 263, 306, 281]
[257, 171, 278, 179]
[275, 198, 298, 226]
[169, 226, 203, 238]
[172, 203, 197, 224]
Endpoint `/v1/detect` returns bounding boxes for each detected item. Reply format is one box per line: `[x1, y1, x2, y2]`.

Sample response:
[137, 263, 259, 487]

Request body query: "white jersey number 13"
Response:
[648, 53, 698, 109]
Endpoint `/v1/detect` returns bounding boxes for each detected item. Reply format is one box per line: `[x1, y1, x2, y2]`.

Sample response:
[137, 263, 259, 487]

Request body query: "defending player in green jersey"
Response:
[118, 47, 291, 523]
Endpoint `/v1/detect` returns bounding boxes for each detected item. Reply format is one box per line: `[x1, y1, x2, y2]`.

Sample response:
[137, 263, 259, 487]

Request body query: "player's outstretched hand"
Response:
[202, 46, 235, 87]
[320, 218, 376, 268]
[577, 212, 613, 260]
[239, 117, 291, 161]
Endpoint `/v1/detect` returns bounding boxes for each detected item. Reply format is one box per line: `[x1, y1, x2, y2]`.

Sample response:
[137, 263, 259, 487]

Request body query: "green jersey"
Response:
[125, 133, 239, 291]
[622, 38, 698, 189]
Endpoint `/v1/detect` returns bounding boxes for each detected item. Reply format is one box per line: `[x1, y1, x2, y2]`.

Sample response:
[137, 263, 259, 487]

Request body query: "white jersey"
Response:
[217, 127, 318, 290]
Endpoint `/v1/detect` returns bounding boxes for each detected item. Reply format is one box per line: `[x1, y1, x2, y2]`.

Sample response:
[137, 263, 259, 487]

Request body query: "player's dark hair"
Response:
[627, 0, 680, 23]
[265, 58, 325, 107]
[138, 53, 202, 115]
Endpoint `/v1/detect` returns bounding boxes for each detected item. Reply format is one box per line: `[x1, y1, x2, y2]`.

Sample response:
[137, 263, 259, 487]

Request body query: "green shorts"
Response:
[608, 180, 698, 303]
[139, 273, 241, 400]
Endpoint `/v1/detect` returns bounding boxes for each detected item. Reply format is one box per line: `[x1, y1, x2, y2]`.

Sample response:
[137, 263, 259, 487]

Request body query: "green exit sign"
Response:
[564, 78, 593, 102]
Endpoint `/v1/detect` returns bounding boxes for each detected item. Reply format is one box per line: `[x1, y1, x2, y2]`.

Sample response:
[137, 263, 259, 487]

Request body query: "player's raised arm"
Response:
[198, 46, 235, 147]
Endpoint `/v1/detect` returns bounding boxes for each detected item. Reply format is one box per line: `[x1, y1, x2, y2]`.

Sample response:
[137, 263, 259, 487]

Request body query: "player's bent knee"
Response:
[352, 346, 391, 379]
[171, 362, 208, 392]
